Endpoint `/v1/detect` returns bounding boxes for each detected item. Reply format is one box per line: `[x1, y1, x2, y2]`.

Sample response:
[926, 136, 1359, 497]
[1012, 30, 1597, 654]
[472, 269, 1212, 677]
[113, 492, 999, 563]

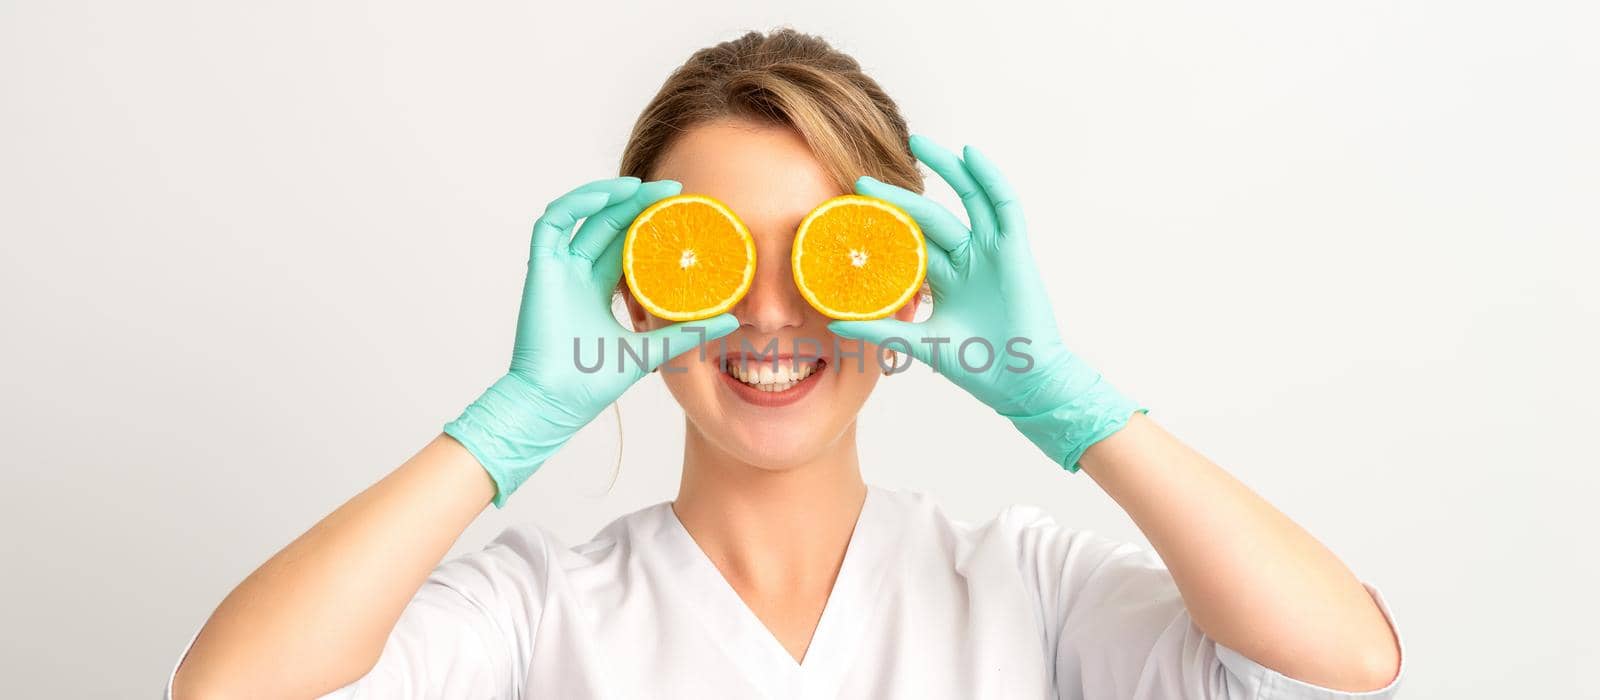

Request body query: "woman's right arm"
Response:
[171, 434, 492, 698]
[171, 175, 736, 698]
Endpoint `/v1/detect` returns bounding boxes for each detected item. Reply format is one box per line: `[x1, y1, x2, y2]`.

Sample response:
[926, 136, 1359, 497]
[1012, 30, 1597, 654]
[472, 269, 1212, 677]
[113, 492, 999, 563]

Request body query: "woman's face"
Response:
[624, 118, 918, 471]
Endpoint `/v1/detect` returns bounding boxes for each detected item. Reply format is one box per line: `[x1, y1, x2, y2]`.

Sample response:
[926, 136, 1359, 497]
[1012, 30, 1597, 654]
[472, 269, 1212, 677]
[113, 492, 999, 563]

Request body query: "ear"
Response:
[620, 286, 650, 332]
[892, 284, 925, 323]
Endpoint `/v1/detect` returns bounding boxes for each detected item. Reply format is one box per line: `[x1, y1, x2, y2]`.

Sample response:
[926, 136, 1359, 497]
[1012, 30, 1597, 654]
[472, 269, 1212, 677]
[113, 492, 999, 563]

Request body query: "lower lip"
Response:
[718, 360, 827, 408]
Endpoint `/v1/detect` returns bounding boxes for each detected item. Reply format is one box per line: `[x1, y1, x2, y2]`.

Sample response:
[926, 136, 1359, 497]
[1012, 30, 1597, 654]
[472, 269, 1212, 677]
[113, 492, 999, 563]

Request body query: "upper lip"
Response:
[714, 350, 827, 370]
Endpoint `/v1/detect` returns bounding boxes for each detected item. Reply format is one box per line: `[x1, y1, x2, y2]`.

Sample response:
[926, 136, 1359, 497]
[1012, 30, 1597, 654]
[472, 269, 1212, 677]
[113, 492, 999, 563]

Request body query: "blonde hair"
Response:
[620, 27, 924, 195]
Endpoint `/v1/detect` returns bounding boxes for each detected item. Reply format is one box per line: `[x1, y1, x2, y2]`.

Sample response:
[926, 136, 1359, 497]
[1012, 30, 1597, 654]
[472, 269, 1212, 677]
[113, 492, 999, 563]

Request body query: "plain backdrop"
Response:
[2, 1, 1596, 697]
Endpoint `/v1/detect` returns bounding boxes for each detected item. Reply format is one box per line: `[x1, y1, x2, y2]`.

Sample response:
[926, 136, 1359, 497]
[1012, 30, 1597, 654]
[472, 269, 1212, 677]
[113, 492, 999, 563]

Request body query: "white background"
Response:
[2, 1, 1596, 697]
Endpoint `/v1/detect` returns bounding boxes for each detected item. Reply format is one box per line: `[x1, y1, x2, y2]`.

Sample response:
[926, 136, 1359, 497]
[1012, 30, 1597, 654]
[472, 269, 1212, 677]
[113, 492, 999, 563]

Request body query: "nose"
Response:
[732, 235, 807, 334]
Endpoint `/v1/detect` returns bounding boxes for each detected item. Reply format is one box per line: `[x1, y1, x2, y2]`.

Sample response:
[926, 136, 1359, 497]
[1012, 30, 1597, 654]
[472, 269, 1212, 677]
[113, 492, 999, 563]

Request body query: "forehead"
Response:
[652, 119, 844, 232]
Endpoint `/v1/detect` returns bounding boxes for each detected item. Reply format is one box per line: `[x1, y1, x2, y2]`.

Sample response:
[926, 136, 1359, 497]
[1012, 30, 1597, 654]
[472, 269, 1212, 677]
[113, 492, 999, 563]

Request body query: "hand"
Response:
[445, 177, 737, 505]
[828, 135, 1144, 471]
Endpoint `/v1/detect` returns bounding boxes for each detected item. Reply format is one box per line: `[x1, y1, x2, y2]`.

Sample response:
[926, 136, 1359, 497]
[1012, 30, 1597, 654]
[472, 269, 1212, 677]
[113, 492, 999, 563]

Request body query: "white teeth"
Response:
[724, 359, 820, 390]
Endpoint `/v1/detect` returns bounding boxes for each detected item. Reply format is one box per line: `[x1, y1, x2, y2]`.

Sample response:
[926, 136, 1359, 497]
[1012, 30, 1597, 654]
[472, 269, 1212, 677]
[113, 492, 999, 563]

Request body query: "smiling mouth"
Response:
[720, 356, 828, 392]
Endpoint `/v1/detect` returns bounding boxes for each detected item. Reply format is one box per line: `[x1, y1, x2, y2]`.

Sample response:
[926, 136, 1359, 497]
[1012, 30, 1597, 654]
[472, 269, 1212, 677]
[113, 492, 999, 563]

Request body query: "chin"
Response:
[664, 341, 879, 470]
[708, 422, 843, 472]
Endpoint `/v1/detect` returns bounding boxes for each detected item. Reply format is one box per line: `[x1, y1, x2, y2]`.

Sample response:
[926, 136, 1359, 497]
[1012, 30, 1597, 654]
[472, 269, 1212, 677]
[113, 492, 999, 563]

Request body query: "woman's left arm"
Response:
[831, 134, 1399, 693]
[1080, 411, 1400, 691]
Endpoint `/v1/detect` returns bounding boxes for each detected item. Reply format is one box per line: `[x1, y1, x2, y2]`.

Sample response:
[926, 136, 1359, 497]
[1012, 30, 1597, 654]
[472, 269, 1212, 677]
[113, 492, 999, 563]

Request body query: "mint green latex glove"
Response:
[829, 135, 1145, 472]
[445, 177, 737, 506]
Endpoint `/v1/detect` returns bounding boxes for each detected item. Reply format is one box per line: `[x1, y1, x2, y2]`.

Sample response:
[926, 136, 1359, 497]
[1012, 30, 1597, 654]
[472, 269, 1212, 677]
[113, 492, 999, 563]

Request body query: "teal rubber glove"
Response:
[445, 177, 737, 506]
[829, 135, 1145, 472]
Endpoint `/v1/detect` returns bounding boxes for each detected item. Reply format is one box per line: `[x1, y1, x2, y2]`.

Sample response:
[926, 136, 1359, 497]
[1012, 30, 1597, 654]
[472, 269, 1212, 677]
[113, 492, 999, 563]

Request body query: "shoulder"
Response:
[868, 484, 1156, 580]
[870, 484, 1124, 547]
[428, 501, 671, 597]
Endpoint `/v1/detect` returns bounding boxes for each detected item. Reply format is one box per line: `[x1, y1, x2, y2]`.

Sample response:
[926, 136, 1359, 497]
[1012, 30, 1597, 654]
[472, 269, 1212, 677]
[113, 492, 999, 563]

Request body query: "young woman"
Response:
[169, 29, 1403, 699]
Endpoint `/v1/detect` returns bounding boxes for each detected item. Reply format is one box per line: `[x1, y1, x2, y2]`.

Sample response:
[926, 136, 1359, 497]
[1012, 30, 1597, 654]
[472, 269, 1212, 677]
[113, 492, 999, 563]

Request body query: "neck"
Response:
[673, 418, 867, 591]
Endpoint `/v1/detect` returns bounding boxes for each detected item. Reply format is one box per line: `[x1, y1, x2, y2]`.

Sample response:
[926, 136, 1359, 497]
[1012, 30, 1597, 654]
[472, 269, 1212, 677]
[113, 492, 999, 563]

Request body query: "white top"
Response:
[166, 485, 1405, 699]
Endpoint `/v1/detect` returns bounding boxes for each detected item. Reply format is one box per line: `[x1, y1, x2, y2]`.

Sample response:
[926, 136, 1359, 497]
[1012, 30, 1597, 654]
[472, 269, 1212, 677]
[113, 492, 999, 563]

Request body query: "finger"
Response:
[530, 177, 641, 253]
[826, 318, 937, 367]
[592, 227, 626, 290]
[923, 240, 956, 293]
[908, 134, 997, 246]
[855, 175, 971, 261]
[633, 313, 740, 377]
[569, 179, 681, 263]
[961, 145, 1025, 239]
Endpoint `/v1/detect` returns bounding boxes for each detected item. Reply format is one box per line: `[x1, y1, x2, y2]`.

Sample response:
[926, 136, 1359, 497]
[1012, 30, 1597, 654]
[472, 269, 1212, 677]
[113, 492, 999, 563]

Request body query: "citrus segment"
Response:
[792, 195, 926, 321]
[623, 194, 756, 322]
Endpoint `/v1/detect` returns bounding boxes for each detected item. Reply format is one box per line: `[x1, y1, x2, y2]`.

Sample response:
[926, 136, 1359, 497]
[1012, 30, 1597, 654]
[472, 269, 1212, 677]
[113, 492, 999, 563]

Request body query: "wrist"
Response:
[1002, 361, 1146, 473]
[443, 373, 581, 507]
[425, 433, 499, 509]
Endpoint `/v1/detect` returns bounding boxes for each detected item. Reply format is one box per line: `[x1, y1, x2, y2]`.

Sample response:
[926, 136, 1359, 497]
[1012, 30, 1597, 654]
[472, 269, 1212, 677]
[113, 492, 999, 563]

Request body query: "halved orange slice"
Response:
[792, 195, 926, 320]
[623, 194, 757, 322]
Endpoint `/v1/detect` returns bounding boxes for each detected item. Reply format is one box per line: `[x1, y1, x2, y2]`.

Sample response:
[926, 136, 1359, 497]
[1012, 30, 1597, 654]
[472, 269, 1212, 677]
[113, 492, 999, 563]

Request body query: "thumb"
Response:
[636, 313, 739, 375]
[827, 319, 934, 366]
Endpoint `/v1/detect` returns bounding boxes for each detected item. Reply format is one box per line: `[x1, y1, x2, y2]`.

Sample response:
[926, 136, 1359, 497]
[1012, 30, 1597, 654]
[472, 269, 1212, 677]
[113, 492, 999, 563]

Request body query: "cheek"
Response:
[830, 337, 891, 379]
[658, 352, 718, 405]
[808, 336, 882, 410]
[835, 343, 884, 397]
[834, 361, 881, 408]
